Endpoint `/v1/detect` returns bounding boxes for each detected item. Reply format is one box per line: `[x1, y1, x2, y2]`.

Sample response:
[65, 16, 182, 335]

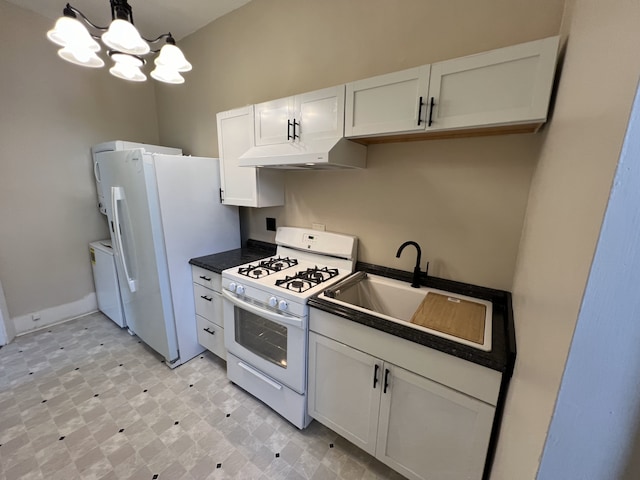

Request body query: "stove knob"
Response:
[268, 296, 278, 308]
[278, 300, 288, 311]
[236, 285, 245, 295]
[228, 282, 237, 293]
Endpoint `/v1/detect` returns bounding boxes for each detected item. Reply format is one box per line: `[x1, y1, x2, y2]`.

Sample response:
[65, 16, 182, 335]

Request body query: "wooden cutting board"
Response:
[410, 293, 486, 345]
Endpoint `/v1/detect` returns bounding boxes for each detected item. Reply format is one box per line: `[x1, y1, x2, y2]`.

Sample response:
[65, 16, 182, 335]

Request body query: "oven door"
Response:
[222, 290, 306, 394]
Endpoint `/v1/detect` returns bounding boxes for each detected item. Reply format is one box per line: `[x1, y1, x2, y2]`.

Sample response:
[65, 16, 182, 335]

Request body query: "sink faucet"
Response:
[396, 241, 427, 288]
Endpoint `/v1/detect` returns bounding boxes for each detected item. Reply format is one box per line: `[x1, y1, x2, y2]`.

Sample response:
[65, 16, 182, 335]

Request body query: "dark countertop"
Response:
[308, 261, 516, 374]
[189, 239, 276, 274]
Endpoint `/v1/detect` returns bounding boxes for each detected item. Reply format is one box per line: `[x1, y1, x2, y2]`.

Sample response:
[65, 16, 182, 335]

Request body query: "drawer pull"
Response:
[199, 275, 212, 281]
[200, 295, 213, 302]
[203, 327, 215, 335]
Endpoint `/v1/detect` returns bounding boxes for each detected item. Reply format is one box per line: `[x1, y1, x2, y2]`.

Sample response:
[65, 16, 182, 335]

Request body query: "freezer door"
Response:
[97, 149, 179, 363]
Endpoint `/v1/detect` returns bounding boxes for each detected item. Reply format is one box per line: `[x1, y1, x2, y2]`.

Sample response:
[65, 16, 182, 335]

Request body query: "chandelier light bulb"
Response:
[58, 46, 105, 68]
[150, 65, 185, 84]
[47, 16, 100, 52]
[102, 19, 150, 55]
[109, 61, 147, 82]
[111, 52, 144, 68]
[154, 44, 192, 72]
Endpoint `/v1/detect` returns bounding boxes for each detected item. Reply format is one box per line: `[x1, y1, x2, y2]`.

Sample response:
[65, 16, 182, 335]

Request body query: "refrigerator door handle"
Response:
[111, 186, 137, 293]
[94, 160, 101, 184]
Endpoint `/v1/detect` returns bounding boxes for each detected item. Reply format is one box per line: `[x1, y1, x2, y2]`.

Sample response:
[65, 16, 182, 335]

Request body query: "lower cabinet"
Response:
[191, 266, 226, 360]
[308, 320, 497, 480]
[308, 332, 381, 454]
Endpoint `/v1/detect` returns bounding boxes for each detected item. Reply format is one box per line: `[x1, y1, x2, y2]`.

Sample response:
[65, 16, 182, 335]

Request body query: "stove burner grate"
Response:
[275, 266, 340, 293]
[237, 256, 299, 278]
[259, 256, 299, 272]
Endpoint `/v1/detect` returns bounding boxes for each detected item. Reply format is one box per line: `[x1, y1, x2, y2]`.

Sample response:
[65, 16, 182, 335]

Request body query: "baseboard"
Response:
[13, 293, 98, 336]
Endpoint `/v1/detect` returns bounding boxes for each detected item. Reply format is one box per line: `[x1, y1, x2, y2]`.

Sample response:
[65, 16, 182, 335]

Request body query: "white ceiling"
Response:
[7, 0, 252, 41]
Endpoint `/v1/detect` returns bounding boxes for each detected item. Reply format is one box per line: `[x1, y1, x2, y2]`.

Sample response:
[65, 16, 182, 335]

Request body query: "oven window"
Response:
[234, 308, 287, 368]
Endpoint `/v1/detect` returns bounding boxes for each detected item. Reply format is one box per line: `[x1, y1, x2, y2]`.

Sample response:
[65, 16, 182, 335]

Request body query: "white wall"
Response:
[491, 0, 640, 478]
[0, 1, 161, 334]
[537, 77, 640, 480]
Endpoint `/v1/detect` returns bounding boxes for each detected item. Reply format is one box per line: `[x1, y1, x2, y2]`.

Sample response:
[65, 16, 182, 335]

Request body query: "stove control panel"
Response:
[302, 233, 317, 249]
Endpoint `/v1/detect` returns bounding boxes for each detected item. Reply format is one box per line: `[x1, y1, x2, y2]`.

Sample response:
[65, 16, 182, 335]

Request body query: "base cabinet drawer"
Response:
[192, 266, 222, 291]
[194, 284, 223, 326]
[196, 315, 226, 360]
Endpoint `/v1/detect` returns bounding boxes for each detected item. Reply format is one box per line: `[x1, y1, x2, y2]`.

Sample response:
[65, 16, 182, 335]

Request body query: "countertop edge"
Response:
[189, 240, 276, 274]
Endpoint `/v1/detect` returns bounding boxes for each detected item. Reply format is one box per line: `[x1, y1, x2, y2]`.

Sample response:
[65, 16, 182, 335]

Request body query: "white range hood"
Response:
[239, 137, 367, 170]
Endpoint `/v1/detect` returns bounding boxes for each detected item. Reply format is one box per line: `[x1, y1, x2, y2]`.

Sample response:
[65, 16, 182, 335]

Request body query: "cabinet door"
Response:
[254, 96, 294, 146]
[308, 332, 382, 455]
[427, 36, 559, 131]
[376, 364, 495, 480]
[217, 107, 284, 207]
[295, 86, 345, 142]
[345, 65, 430, 137]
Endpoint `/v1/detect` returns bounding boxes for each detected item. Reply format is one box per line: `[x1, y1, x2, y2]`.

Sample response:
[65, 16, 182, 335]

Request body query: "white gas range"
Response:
[221, 227, 358, 428]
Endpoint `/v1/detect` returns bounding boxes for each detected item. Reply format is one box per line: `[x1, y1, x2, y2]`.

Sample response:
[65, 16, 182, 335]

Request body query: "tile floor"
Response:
[0, 313, 406, 480]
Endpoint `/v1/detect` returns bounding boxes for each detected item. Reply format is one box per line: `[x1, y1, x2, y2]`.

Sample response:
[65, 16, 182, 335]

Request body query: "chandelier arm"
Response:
[143, 33, 175, 44]
[65, 4, 110, 31]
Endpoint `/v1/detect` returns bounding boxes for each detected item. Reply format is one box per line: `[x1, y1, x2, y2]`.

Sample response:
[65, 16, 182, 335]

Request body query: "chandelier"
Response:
[46, 1, 192, 84]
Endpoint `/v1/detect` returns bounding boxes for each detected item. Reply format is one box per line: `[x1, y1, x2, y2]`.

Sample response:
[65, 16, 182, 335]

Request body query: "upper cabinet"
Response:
[216, 106, 285, 207]
[345, 65, 431, 137]
[217, 36, 560, 175]
[428, 36, 559, 131]
[345, 36, 560, 142]
[254, 86, 345, 146]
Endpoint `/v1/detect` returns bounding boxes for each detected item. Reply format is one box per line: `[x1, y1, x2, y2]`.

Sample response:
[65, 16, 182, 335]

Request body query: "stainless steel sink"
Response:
[322, 272, 492, 351]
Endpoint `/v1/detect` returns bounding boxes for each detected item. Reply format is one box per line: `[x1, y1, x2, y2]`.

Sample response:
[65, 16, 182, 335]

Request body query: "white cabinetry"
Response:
[345, 65, 430, 137]
[254, 86, 345, 146]
[345, 36, 559, 141]
[308, 332, 381, 454]
[308, 308, 501, 480]
[191, 266, 226, 360]
[428, 36, 559, 132]
[376, 363, 495, 480]
[216, 106, 284, 207]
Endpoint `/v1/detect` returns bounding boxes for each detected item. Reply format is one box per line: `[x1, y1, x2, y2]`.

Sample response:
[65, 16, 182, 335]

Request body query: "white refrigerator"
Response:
[96, 148, 240, 367]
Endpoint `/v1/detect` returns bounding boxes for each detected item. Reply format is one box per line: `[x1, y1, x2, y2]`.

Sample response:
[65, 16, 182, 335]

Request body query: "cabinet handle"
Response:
[287, 119, 293, 140]
[383, 368, 390, 394]
[428, 96, 435, 127]
[293, 119, 300, 139]
[199, 275, 212, 282]
[203, 327, 215, 335]
[200, 295, 213, 302]
[373, 364, 379, 388]
[417, 96, 424, 126]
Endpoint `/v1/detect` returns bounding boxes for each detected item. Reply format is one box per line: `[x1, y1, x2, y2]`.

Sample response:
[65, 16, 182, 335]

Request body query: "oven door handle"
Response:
[222, 290, 304, 329]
